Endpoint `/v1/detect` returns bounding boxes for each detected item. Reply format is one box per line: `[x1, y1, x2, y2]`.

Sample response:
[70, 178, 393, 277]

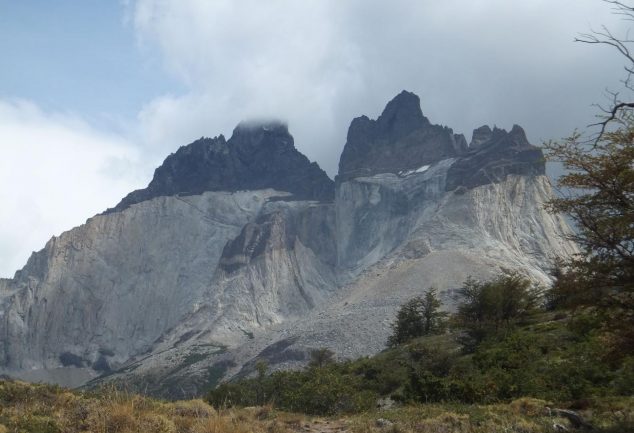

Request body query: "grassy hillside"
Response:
[209, 310, 634, 409]
[0, 379, 632, 433]
[202, 297, 634, 433]
[3, 276, 633, 432]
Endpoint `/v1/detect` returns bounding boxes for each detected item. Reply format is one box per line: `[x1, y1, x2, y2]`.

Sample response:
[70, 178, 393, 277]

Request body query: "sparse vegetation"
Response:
[452, 273, 542, 351]
[543, 0, 634, 361]
[0, 379, 632, 433]
[0, 380, 313, 433]
[206, 273, 633, 417]
[387, 288, 447, 347]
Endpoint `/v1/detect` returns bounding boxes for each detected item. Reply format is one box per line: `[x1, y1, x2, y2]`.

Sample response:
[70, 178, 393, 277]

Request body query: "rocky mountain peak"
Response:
[105, 122, 334, 213]
[446, 124, 545, 190]
[230, 120, 291, 145]
[470, 125, 493, 149]
[376, 90, 430, 138]
[0, 91, 576, 395]
[508, 124, 531, 146]
[337, 90, 465, 181]
[337, 90, 544, 190]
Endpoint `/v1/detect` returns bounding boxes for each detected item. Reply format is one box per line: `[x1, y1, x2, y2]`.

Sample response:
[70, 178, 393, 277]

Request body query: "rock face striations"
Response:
[0, 91, 577, 396]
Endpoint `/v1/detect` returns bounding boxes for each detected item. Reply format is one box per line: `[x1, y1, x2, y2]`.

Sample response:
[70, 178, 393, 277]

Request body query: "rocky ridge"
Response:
[338, 90, 545, 190]
[107, 122, 334, 214]
[0, 91, 577, 396]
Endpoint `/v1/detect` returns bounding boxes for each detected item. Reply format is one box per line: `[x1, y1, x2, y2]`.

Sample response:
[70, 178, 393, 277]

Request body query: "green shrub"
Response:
[388, 288, 447, 347]
[453, 274, 542, 351]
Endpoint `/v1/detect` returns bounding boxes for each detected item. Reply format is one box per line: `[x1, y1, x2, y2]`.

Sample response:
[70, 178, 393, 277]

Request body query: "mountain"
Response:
[0, 91, 577, 396]
[108, 121, 334, 214]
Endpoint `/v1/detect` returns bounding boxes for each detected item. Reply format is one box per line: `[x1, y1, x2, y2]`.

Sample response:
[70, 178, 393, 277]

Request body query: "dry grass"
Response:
[0, 380, 297, 433]
[0, 380, 631, 433]
[345, 397, 634, 433]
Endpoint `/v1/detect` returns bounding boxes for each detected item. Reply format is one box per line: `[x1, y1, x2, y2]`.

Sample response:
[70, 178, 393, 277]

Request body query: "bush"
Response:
[207, 274, 633, 412]
[453, 274, 542, 351]
[388, 288, 447, 347]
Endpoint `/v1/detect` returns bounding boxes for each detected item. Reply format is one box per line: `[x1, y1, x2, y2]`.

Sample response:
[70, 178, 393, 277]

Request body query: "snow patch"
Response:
[399, 165, 430, 177]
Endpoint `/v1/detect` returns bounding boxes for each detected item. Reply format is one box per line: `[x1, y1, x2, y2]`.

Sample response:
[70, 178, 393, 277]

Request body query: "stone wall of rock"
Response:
[0, 91, 578, 394]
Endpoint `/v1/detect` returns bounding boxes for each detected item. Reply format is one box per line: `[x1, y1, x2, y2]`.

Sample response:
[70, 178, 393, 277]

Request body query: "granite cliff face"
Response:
[0, 91, 577, 395]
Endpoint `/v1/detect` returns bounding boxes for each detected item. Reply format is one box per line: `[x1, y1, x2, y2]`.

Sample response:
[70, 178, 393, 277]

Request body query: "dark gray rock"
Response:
[337, 91, 545, 191]
[470, 125, 493, 149]
[337, 91, 467, 181]
[446, 124, 545, 191]
[105, 121, 334, 214]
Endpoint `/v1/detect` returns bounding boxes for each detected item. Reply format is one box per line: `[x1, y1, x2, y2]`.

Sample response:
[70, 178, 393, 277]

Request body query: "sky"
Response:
[0, 0, 630, 277]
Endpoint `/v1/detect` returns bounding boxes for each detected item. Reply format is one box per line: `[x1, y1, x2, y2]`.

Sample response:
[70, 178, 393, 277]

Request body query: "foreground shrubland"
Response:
[0, 379, 632, 433]
[208, 276, 634, 416]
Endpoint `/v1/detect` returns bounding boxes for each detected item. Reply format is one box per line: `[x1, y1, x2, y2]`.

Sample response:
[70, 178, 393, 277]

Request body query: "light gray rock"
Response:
[0, 189, 285, 383]
[0, 158, 578, 395]
[81, 167, 577, 399]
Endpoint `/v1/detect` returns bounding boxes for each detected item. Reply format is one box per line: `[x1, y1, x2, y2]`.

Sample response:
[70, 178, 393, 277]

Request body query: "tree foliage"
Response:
[387, 288, 447, 347]
[308, 348, 335, 368]
[545, 125, 634, 355]
[544, 2, 634, 351]
[546, 127, 634, 290]
[207, 284, 633, 413]
[453, 274, 541, 350]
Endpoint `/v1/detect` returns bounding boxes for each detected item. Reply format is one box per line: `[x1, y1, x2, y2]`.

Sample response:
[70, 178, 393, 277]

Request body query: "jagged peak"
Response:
[470, 124, 531, 150]
[338, 90, 461, 181]
[509, 124, 530, 146]
[229, 120, 295, 155]
[104, 121, 334, 214]
[376, 90, 430, 136]
[232, 119, 289, 136]
[470, 125, 493, 149]
[447, 123, 544, 190]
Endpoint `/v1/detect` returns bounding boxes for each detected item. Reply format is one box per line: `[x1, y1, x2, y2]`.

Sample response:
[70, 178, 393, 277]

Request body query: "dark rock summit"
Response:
[108, 90, 543, 215]
[337, 91, 467, 181]
[337, 90, 544, 189]
[106, 122, 334, 213]
[445, 124, 545, 190]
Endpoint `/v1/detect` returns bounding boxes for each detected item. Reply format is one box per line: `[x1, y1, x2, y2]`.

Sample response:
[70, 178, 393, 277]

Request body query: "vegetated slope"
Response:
[208, 311, 634, 414]
[0, 359, 631, 433]
[0, 91, 577, 397]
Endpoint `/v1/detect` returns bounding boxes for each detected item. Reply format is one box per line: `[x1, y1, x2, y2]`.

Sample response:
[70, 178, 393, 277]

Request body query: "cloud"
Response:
[129, 0, 628, 175]
[0, 99, 143, 277]
[2, 0, 629, 276]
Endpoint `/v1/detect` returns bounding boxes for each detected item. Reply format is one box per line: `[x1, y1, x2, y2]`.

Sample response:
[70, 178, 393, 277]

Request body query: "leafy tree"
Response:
[388, 288, 447, 347]
[544, 2, 634, 353]
[453, 274, 541, 350]
[308, 348, 335, 368]
[421, 289, 448, 335]
[545, 123, 634, 354]
[545, 127, 634, 295]
[255, 360, 268, 405]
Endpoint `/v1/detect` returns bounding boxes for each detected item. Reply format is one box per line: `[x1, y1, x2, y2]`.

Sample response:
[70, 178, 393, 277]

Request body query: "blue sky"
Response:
[0, 0, 629, 276]
[0, 0, 178, 124]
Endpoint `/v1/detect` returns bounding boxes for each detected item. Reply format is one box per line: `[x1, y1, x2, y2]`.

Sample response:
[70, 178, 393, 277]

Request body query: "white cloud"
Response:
[2, 0, 630, 276]
[0, 99, 143, 277]
[129, 0, 628, 175]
